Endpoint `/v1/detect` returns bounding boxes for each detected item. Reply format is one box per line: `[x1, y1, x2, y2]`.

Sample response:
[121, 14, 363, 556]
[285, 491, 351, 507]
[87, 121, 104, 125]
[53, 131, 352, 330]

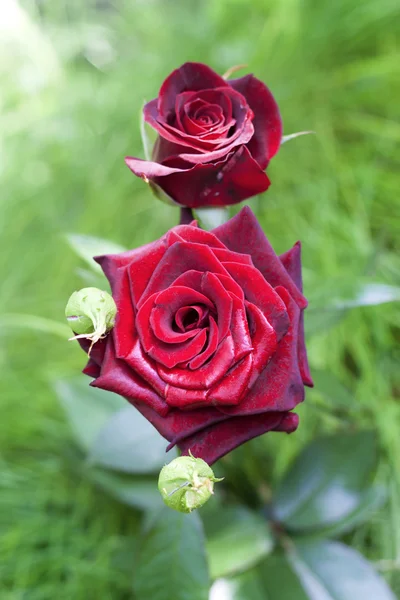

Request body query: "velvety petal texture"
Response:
[125, 62, 282, 207]
[79, 207, 312, 465]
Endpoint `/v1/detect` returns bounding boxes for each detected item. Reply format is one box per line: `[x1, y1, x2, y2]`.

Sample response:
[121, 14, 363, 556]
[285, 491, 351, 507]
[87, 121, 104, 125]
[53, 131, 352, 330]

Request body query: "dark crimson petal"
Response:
[183, 90, 233, 123]
[165, 387, 209, 409]
[95, 237, 166, 295]
[135, 293, 209, 369]
[148, 285, 214, 340]
[212, 206, 308, 308]
[168, 270, 233, 343]
[245, 302, 277, 382]
[144, 99, 198, 150]
[208, 354, 253, 406]
[229, 74, 282, 168]
[125, 146, 271, 208]
[157, 335, 235, 391]
[213, 247, 253, 265]
[177, 115, 254, 163]
[152, 135, 192, 164]
[151, 305, 201, 343]
[189, 315, 219, 369]
[297, 312, 313, 387]
[217, 286, 304, 417]
[223, 261, 289, 340]
[175, 305, 209, 332]
[280, 241, 313, 387]
[158, 62, 228, 119]
[149, 328, 208, 370]
[201, 271, 232, 341]
[123, 337, 167, 397]
[79, 336, 107, 366]
[138, 241, 228, 307]
[130, 399, 228, 447]
[280, 241, 302, 291]
[92, 338, 169, 417]
[178, 411, 298, 465]
[166, 224, 226, 248]
[229, 293, 253, 361]
[148, 86, 254, 158]
[83, 358, 101, 378]
[111, 268, 136, 359]
[214, 273, 245, 301]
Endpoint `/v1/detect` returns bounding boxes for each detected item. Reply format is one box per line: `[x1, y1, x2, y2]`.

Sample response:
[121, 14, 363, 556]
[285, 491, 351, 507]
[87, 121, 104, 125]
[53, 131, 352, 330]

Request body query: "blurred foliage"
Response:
[0, 0, 399, 597]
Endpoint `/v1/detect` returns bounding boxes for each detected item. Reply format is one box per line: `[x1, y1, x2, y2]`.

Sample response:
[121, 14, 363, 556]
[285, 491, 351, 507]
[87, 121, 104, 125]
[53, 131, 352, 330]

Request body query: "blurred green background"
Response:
[1, 0, 399, 598]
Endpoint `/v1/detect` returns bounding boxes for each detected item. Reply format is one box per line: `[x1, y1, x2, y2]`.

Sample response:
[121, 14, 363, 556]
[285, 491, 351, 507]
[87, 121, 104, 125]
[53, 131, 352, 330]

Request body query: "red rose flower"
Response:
[80, 208, 312, 465]
[125, 63, 282, 208]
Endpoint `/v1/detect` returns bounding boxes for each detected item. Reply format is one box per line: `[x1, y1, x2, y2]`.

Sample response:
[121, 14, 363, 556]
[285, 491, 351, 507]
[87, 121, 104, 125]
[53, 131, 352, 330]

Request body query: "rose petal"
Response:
[280, 241, 313, 387]
[229, 294, 253, 361]
[138, 241, 228, 306]
[92, 338, 169, 417]
[188, 315, 219, 368]
[125, 146, 271, 208]
[136, 292, 209, 369]
[128, 399, 228, 447]
[245, 302, 277, 381]
[223, 261, 289, 340]
[229, 74, 282, 168]
[83, 358, 101, 378]
[177, 410, 298, 465]
[157, 335, 235, 391]
[213, 247, 253, 266]
[217, 286, 304, 417]
[157, 62, 228, 119]
[208, 354, 253, 406]
[148, 285, 214, 343]
[123, 337, 167, 397]
[166, 224, 226, 249]
[212, 206, 307, 308]
[111, 268, 137, 358]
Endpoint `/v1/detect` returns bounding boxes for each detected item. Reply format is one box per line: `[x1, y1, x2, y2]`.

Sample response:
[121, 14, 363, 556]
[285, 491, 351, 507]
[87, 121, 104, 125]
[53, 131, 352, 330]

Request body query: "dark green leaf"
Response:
[75, 266, 107, 288]
[306, 281, 400, 335]
[89, 405, 176, 473]
[304, 486, 386, 539]
[290, 539, 396, 599]
[259, 551, 309, 600]
[273, 432, 377, 531]
[66, 233, 126, 273]
[54, 376, 124, 451]
[309, 369, 358, 412]
[0, 313, 70, 339]
[206, 506, 273, 579]
[134, 508, 210, 600]
[332, 283, 400, 309]
[209, 570, 265, 600]
[87, 467, 162, 511]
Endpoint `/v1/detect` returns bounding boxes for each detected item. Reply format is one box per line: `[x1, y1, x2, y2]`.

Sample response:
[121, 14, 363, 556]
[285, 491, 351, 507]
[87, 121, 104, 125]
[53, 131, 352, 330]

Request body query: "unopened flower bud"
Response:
[158, 452, 223, 513]
[65, 287, 117, 352]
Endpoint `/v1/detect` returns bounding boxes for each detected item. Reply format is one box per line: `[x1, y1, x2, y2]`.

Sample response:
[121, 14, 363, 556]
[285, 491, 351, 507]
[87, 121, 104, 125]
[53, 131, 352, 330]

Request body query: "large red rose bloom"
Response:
[80, 208, 312, 464]
[125, 63, 282, 208]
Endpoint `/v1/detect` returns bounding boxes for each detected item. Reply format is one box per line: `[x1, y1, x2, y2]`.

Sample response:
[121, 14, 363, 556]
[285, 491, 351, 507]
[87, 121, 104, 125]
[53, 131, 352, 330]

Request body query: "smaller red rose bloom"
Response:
[125, 63, 282, 208]
[79, 208, 312, 465]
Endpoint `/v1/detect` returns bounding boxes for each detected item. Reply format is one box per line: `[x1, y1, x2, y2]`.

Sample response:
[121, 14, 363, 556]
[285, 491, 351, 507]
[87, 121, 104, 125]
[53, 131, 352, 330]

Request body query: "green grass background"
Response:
[1, 0, 399, 597]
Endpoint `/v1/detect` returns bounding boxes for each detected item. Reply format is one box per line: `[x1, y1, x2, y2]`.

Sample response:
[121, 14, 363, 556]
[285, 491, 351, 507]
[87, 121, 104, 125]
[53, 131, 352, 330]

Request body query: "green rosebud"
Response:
[158, 452, 223, 513]
[65, 287, 117, 353]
